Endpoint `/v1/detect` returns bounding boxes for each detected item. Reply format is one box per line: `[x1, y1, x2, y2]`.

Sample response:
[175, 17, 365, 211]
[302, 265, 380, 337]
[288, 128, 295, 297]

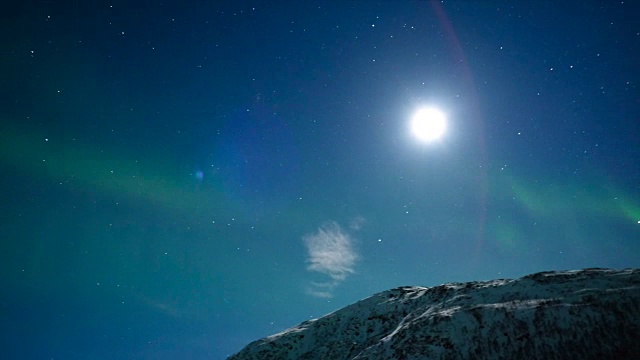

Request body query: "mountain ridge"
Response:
[229, 268, 640, 359]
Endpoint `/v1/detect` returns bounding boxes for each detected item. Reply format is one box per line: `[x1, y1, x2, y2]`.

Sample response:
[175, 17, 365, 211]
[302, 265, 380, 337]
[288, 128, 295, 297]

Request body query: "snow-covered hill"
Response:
[229, 268, 640, 359]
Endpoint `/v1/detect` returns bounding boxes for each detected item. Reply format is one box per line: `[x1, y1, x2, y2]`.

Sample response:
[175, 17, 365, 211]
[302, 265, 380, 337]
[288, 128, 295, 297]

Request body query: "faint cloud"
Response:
[349, 216, 366, 231]
[304, 280, 340, 299]
[303, 221, 358, 297]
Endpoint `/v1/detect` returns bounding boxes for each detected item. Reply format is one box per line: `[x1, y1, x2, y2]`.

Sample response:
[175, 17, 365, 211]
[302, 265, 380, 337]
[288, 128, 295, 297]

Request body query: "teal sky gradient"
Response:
[1, 1, 638, 358]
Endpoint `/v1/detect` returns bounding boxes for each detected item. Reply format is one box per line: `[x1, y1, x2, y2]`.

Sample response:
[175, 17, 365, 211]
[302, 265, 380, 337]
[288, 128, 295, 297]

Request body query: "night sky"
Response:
[1, 1, 639, 358]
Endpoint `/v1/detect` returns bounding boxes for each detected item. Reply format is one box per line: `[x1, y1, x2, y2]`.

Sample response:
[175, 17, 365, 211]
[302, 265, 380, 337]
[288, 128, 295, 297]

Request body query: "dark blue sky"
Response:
[1, 1, 639, 358]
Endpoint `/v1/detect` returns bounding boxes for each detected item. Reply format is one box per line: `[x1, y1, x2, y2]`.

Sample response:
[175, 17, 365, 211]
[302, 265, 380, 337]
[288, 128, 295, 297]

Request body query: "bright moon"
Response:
[410, 107, 447, 142]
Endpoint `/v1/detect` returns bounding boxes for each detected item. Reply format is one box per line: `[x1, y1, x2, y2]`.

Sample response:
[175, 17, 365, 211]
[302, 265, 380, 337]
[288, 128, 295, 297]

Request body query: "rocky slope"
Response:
[229, 268, 640, 359]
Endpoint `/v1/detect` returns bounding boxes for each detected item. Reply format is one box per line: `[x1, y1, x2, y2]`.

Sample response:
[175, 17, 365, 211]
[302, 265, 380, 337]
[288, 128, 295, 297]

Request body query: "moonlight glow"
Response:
[411, 107, 447, 142]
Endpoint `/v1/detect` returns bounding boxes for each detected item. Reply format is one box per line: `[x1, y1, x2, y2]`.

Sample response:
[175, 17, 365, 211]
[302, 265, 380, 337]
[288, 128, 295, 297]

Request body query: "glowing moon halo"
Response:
[410, 107, 447, 142]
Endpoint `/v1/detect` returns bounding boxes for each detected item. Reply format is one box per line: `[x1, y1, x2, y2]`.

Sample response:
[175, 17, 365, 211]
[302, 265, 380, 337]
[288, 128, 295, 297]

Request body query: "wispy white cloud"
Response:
[303, 221, 358, 297]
